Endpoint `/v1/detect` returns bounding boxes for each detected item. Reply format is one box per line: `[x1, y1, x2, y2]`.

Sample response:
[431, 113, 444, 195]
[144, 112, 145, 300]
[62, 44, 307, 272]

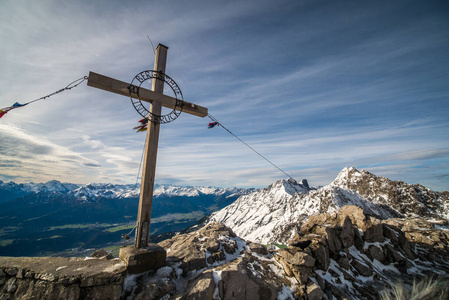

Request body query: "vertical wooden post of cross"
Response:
[134, 44, 168, 248]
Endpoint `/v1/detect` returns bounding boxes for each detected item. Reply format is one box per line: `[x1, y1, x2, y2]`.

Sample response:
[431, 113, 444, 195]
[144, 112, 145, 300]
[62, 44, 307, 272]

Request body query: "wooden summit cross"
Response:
[87, 44, 208, 249]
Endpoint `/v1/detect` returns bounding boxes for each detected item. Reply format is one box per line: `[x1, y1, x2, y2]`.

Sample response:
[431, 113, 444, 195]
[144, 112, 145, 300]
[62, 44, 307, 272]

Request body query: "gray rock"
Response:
[183, 270, 215, 300]
[5, 269, 17, 277]
[291, 265, 313, 285]
[306, 282, 325, 300]
[277, 248, 315, 267]
[249, 243, 268, 255]
[90, 248, 114, 260]
[207, 250, 226, 265]
[219, 260, 277, 300]
[325, 227, 343, 255]
[310, 242, 330, 270]
[367, 245, 386, 263]
[384, 244, 405, 263]
[205, 239, 221, 252]
[340, 216, 355, 248]
[364, 220, 384, 243]
[5, 278, 17, 293]
[337, 256, 350, 270]
[351, 259, 373, 277]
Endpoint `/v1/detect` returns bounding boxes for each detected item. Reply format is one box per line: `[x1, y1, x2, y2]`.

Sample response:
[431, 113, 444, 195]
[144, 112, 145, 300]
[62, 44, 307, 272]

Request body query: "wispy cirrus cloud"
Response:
[1, 0, 448, 191]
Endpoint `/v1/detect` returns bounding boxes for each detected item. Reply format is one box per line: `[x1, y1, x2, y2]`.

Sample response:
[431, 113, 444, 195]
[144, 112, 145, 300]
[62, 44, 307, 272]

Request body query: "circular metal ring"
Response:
[128, 70, 184, 124]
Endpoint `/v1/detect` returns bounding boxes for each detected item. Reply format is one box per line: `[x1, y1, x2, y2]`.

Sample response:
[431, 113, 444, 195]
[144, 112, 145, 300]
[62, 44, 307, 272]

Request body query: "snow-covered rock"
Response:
[209, 178, 312, 244]
[127, 206, 449, 300]
[330, 167, 449, 219]
[210, 167, 447, 245]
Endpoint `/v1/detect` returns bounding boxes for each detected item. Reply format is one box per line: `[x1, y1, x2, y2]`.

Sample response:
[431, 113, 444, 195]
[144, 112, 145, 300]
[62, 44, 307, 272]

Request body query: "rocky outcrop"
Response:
[332, 167, 449, 219]
[122, 223, 300, 299]
[123, 209, 449, 299]
[279, 205, 449, 299]
[2, 207, 449, 299]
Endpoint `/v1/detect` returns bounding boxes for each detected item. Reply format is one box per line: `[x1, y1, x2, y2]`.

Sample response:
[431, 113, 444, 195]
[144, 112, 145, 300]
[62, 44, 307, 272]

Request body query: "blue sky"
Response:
[0, 0, 448, 191]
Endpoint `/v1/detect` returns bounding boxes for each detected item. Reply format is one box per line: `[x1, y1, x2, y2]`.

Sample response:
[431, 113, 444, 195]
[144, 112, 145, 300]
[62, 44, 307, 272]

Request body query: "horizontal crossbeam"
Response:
[87, 71, 208, 118]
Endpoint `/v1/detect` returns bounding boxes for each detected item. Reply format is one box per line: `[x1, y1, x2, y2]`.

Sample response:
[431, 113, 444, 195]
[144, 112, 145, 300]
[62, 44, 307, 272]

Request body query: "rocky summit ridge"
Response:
[120, 205, 449, 299]
[210, 167, 448, 245]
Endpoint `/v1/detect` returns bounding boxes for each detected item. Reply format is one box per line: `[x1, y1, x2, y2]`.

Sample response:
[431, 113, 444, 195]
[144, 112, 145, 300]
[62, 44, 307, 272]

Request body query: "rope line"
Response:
[147, 35, 156, 56]
[27, 76, 88, 105]
[208, 113, 294, 180]
[1, 76, 88, 120]
[123, 140, 147, 244]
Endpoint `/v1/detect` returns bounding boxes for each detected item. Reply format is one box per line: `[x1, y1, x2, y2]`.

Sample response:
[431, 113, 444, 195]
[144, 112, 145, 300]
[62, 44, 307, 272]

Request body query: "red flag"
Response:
[208, 122, 219, 129]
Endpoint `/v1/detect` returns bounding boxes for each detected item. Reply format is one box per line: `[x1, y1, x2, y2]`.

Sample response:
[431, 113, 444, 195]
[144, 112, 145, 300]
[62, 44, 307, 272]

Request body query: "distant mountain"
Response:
[0, 181, 253, 256]
[210, 167, 448, 244]
[0, 180, 81, 203]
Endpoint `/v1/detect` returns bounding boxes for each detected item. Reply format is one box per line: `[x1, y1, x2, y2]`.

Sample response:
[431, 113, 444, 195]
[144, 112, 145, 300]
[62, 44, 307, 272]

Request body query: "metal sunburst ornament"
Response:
[128, 70, 184, 124]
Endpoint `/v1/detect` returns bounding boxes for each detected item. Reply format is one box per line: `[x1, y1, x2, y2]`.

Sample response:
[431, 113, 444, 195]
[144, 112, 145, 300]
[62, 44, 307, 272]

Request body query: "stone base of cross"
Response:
[87, 44, 208, 273]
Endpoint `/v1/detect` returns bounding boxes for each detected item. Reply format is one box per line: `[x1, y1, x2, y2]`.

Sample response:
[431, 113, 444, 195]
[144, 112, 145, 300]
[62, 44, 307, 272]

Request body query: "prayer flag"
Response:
[0, 102, 27, 119]
[138, 118, 149, 124]
[135, 118, 149, 132]
[208, 122, 219, 129]
[133, 124, 147, 130]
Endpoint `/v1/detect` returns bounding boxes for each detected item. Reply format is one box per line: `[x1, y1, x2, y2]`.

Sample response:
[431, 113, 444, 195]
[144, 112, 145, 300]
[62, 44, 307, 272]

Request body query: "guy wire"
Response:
[208, 114, 295, 180]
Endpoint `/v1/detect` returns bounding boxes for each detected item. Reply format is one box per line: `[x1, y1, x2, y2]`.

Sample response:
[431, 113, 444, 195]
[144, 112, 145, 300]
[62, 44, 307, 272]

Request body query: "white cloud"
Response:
[0, 0, 448, 192]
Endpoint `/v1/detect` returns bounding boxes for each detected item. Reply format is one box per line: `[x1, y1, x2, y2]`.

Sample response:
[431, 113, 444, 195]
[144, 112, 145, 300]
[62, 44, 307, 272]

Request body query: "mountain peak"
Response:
[268, 178, 310, 196]
[331, 166, 365, 187]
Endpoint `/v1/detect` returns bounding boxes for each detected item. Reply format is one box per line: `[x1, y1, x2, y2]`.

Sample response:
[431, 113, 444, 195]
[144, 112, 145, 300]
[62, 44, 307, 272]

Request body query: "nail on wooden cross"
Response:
[87, 44, 208, 248]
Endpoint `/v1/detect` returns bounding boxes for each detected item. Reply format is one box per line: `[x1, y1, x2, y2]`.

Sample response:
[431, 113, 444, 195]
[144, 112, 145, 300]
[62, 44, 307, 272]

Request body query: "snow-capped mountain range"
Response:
[0, 181, 254, 256]
[210, 167, 448, 244]
[0, 180, 253, 203]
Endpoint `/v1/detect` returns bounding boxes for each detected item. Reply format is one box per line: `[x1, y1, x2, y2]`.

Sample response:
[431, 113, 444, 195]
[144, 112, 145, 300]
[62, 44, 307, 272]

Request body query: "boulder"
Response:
[338, 205, 368, 231]
[207, 251, 226, 265]
[183, 270, 215, 300]
[291, 265, 313, 285]
[340, 216, 355, 248]
[383, 224, 400, 243]
[90, 249, 114, 260]
[353, 228, 365, 251]
[217, 258, 277, 300]
[301, 213, 332, 234]
[159, 233, 207, 272]
[364, 219, 384, 243]
[350, 259, 373, 277]
[277, 248, 315, 267]
[337, 256, 350, 270]
[309, 241, 330, 270]
[249, 243, 268, 255]
[158, 222, 238, 273]
[367, 245, 386, 263]
[384, 244, 405, 264]
[306, 282, 325, 300]
[325, 227, 343, 255]
[274, 256, 293, 277]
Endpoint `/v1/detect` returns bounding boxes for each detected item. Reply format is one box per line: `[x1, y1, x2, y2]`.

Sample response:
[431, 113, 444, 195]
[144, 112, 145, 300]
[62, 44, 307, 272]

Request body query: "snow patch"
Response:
[55, 266, 67, 271]
[278, 284, 295, 300]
